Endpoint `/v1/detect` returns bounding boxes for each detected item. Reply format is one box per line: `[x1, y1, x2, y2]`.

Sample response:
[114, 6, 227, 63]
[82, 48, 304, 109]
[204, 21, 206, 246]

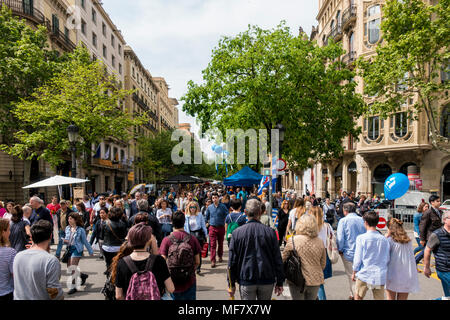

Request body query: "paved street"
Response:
[54, 231, 444, 301]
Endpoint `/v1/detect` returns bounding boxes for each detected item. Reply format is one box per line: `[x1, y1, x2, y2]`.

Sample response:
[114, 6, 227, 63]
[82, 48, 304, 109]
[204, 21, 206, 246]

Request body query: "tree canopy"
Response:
[182, 22, 364, 169]
[357, 0, 450, 152]
[1, 46, 145, 169]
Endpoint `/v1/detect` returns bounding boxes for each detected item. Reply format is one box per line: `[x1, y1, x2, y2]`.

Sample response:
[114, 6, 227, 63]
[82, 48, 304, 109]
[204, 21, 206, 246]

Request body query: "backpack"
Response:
[167, 234, 195, 284]
[226, 214, 245, 241]
[123, 255, 161, 300]
[283, 237, 305, 291]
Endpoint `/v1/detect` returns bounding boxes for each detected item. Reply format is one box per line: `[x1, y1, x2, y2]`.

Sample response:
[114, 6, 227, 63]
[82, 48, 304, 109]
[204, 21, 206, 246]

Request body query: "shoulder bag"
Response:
[283, 237, 305, 292]
[326, 223, 339, 264]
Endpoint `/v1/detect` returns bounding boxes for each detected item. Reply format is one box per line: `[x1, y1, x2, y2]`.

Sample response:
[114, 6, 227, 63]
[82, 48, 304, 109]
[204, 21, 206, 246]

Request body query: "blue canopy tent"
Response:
[223, 166, 263, 187]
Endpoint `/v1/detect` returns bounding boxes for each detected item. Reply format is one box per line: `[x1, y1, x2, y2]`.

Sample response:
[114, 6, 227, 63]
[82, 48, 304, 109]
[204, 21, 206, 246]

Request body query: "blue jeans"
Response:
[415, 247, 425, 265]
[173, 283, 196, 301]
[318, 284, 326, 300]
[436, 270, 450, 297]
[55, 230, 66, 257]
[414, 237, 424, 255]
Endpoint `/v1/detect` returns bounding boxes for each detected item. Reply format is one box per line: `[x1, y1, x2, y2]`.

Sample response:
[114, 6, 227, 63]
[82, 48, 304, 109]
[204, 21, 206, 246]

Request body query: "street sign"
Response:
[375, 209, 389, 231]
[277, 159, 287, 171]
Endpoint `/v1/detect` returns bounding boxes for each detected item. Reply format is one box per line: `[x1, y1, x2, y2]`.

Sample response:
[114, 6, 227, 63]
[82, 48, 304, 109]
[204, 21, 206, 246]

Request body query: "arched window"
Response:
[368, 5, 381, 44]
[394, 112, 408, 138]
[330, 19, 335, 31]
[336, 10, 341, 25]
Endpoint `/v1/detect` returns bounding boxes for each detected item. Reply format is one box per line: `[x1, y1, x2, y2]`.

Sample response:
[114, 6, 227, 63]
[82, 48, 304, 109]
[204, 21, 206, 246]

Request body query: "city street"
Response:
[55, 231, 444, 301]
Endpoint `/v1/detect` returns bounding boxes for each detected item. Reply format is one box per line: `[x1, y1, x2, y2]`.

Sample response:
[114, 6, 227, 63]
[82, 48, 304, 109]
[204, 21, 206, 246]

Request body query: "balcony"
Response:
[342, 5, 357, 31]
[132, 93, 149, 111]
[92, 158, 128, 171]
[0, 0, 45, 25]
[330, 24, 343, 42]
[342, 51, 357, 65]
[45, 20, 76, 52]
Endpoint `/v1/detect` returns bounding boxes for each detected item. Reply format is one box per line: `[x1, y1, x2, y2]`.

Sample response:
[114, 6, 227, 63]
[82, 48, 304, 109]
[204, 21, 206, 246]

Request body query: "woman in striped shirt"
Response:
[0, 218, 16, 300]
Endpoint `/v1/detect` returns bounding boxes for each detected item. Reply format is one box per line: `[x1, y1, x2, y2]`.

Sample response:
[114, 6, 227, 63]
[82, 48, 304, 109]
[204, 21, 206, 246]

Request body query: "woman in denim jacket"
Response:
[64, 212, 94, 295]
[184, 201, 208, 274]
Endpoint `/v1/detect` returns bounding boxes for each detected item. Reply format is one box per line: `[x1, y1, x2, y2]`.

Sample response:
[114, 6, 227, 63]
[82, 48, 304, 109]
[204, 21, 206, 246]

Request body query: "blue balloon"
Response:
[215, 146, 223, 154]
[384, 173, 410, 200]
[211, 144, 217, 152]
[224, 151, 230, 156]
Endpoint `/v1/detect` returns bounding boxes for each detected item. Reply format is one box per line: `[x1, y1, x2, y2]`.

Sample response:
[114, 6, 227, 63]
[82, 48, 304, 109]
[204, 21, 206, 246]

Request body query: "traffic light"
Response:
[262, 159, 271, 176]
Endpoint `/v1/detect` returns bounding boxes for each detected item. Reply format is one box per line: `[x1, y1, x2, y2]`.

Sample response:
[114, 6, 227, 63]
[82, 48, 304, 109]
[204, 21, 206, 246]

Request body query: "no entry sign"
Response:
[375, 209, 389, 231]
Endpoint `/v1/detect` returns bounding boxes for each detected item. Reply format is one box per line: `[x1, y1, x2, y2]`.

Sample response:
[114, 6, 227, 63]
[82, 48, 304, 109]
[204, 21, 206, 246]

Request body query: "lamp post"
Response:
[275, 123, 286, 193]
[67, 123, 79, 178]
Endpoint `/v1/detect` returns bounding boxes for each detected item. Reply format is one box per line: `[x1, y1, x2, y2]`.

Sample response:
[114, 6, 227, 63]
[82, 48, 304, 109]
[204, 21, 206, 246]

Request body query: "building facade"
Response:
[282, 0, 450, 201]
[0, 0, 179, 202]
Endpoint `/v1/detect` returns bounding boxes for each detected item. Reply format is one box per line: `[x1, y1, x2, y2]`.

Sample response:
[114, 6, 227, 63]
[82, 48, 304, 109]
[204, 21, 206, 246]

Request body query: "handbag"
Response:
[61, 247, 70, 263]
[283, 237, 305, 292]
[101, 275, 116, 300]
[326, 223, 339, 264]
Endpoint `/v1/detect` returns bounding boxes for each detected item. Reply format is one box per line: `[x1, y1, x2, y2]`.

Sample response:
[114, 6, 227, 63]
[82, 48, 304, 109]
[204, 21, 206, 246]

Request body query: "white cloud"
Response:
[102, 0, 319, 157]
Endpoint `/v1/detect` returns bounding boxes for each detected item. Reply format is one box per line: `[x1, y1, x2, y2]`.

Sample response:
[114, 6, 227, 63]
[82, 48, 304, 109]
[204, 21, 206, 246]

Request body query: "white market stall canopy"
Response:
[23, 175, 89, 189]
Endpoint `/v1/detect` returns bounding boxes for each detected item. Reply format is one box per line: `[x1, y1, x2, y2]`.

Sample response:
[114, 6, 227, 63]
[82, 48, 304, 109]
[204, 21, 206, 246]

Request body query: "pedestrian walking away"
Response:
[228, 199, 285, 300]
[352, 211, 390, 300]
[0, 218, 16, 301]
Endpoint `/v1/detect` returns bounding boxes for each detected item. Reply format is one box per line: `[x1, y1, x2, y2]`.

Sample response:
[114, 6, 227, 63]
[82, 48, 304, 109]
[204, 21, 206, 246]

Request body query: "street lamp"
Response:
[275, 123, 286, 193]
[67, 123, 79, 178]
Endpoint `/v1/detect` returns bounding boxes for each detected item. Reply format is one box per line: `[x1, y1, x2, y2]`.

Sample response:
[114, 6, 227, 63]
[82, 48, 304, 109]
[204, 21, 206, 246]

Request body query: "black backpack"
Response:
[283, 237, 305, 291]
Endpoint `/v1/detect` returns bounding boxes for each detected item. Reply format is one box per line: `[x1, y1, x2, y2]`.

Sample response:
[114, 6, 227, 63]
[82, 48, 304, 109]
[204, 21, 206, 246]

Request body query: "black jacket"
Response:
[30, 206, 53, 226]
[128, 211, 162, 246]
[103, 219, 127, 247]
[419, 207, 443, 242]
[228, 220, 285, 287]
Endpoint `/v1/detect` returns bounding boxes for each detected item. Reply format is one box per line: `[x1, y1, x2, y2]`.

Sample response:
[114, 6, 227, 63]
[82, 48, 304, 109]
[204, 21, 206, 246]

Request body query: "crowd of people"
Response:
[0, 185, 448, 301]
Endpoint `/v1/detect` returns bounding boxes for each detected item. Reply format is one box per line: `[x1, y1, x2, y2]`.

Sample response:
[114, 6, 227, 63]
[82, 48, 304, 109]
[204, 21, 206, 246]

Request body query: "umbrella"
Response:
[23, 175, 90, 200]
[129, 184, 146, 195]
[22, 175, 89, 189]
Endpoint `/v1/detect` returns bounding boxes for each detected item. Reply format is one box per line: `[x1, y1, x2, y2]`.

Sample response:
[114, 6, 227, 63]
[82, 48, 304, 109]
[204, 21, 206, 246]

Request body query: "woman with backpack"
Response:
[282, 214, 326, 300]
[115, 223, 174, 300]
[8, 206, 31, 252]
[225, 199, 247, 247]
[184, 201, 208, 274]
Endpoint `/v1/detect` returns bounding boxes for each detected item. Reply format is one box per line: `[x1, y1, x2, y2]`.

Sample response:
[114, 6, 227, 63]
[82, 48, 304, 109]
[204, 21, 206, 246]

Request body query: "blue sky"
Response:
[102, 0, 319, 156]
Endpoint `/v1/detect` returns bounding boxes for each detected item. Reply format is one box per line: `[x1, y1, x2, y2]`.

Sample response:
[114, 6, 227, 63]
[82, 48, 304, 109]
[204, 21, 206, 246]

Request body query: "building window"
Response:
[397, 72, 409, 91]
[92, 9, 97, 24]
[103, 45, 107, 58]
[81, 19, 86, 35]
[132, 67, 135, 78]
[368, 116, 380, 140]
[441, 59, 450, 83]
[118, 44, 122, 56]
[119, 63, 122, 75]
[81, 0, 85, 9]
[92, 32, 97, 47]
[111, 35, 115, 48]
[394, 112, 408, 138]
[102, 22, 106, 37]
[64, 27, 69, 41]
[112, 55, 116, 68]
[52, 14, 59, 34]
[442, 106, 450, 138]
[367, 5, 381, 44]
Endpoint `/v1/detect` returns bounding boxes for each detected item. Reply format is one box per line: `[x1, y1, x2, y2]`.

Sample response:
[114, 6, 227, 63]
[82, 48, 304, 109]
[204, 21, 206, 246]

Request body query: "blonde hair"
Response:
[387, 218, 411, 244]
[0, 219, 10, 247]
[309, 206, 324, 230]
[186, 201, 200, 216]
[295, 214, 319, 238]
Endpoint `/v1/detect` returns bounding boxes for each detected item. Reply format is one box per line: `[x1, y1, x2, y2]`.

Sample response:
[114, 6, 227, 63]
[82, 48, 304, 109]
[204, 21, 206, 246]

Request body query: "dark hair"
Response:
[260, 202, 266, 214]
[343, 202, 356, 213]
[30, 220, 53, 244]
[134, 212, 149, 225]
[172, 211, 186, 229]
[363, 211, 379, 227]
[11, 205, 24, 224]
[68, 212, 84, 227]
[128, 223, 153, 250]
[76, 202, 86, 212]
[429, 195, 440, 204]
[211, 192, 219, 198]
[109, 207, 124, 221]
[6, 202, 15, 213]
[230, 198, 242, 211]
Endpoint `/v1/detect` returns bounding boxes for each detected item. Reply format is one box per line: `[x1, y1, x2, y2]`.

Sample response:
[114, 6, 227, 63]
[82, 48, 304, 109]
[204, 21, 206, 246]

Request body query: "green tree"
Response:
[357, 0, 450, 152]
[1, 47, 146, 179]
[136, 130, 217, 184]
[182, 22, 364, 170]
[0, 6, 60, 142]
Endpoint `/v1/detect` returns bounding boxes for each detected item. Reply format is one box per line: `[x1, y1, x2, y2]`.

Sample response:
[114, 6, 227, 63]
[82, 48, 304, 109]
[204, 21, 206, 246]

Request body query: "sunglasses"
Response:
[189, 206, 197, 209]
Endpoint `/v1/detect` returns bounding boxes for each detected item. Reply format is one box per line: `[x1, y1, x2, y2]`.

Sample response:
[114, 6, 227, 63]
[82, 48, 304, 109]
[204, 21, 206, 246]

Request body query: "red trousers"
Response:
[209, 225, 225, 263]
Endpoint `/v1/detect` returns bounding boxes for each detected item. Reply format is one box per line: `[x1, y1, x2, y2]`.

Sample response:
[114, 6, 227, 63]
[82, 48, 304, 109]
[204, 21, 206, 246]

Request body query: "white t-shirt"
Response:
[157, 208, 172, 224]
[186, 214, 199, 231]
